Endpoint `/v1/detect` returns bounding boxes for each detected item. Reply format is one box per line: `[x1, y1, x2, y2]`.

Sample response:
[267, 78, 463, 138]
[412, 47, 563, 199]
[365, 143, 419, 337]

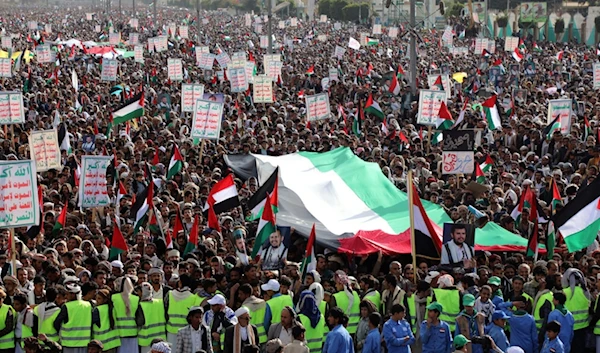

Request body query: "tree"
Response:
[446, 2, 463, 18]
[330, 0, 349, 20]
[342, 3, 369, 22]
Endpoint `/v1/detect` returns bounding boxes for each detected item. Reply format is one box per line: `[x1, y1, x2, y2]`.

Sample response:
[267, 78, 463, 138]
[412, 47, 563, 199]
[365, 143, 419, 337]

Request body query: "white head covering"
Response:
[151, 341, 172, 353]
[235, 306, 250, 318]
[116, 276, 135, 316]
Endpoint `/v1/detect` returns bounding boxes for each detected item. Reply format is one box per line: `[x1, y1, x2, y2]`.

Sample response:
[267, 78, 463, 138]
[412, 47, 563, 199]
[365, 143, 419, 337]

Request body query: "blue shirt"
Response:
[383, 319, 414, 353]
[420, 320, 453, 353]
[362, 328, 382, 353]
[547, 309, 574, 353]
[264, 293, 281, 332]
[323, 324, 354, 353]
[540, 337, 565, 353]
[484, 323, 509, 352]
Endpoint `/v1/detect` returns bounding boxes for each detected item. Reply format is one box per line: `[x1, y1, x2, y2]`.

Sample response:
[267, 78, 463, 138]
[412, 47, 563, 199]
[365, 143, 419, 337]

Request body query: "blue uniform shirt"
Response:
[484, 323, 509, 352]
[420, 320, 453, 353]
[383, 318, 415, 353]
[540, 336, 565, 353]
[547, 309, 574, 353]
[323, 324, 355, 353]
[362, 328, 382, 353]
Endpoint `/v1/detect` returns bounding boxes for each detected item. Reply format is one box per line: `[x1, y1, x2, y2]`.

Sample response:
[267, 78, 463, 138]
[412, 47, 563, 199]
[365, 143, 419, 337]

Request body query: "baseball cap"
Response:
[454, 334, 470, 349]
[207, 294, 226, 306]
[488, 276, 501, 286]
[492, 310, 510, 321]
[462, 294, 476, 307]
[426, 302, 443, 312]
[261, 279, 281, 292]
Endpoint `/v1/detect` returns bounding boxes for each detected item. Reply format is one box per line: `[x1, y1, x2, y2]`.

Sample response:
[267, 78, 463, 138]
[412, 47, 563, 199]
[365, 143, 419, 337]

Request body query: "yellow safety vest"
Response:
[19, 309, 34, 348]
[167, 291, 202, 334]
[533, 291, 554, 330]
[60, 300, 92, 348]
[594, 296, 600, 334]
[332, 291, 361, 334]
[432, 288, 460, 333]
[138, 299, 166, 347]
[299, 314, 325, 353]
[406, 294, 431, 333]
[319, 301, 329, 342]
[0, 305, 15, 349]
[33, 305, 60, 343]
[93, 304, 121, 351]
[363, 290, 381, 312]
[112, 293, 140, 338]
[564, 287, 590, 330]
[248, 304, 268, 344]
[267, 294, 294, 326]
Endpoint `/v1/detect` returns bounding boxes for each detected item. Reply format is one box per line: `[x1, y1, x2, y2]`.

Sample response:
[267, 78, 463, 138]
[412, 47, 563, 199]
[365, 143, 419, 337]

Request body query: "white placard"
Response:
[216, 52, 231, 68]
[428, 74, 452, 100]
[372, 24, 382, 35]
[389, 27, 399, 38]
[168, 58, 183, 81]
[35, 45, 52, 63]
[95, 25, 101, 33]
[320, 15, 328, 22]
[547, 99, 573, 135]
[129, 33, 139, 45]
[78, 156, 112, 208]
[179, 26, 189, 39]
[260, 35, 269, 48]
[28, 129, 60, 172]
[505, 36, 520, 52]
[278, 21, 285, 29]
[199, 53, 215, 70]
[265, 60, 282, 82]
[306, 93, 331, 121]
[245, 61, 256, 84]
[101, 59, 118, 81]
[329, 68, 339, 81]
[291, 18, 298, 27]
[134, 45, 144, 63]
[417, 89, 447, 125]
[229, 67, 249, 93]
[334, 45, 346, 59]
[0, 92, 25, 125]
[0, 59, 11, 78]
[593, 63, 600, 89]
[0, 160, 39, 228]
[45, 24, 52, 34]
[109, 32, 121, 45]
[442, 151, 475, 174]
[130, 18, 139, 29]
[181, 84, 205, 112]
[253, 75, 273, 103]
[1, 36, 11, 49]
[192, 99, 223, 140]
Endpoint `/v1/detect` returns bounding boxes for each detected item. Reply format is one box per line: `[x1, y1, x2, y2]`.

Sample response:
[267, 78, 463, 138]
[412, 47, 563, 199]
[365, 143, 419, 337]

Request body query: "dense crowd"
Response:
[0, 3, 598, 353]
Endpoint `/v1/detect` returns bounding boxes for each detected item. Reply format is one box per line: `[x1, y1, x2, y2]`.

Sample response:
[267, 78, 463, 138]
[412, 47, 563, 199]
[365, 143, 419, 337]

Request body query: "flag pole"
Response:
[10, 228, 16, 277]
[408, 170, 417, 284]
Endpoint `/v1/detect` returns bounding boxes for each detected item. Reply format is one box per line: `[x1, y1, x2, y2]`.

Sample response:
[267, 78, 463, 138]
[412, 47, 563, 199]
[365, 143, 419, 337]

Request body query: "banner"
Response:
[547, 99, 572, 135]
[442, 130, 475, 174]
[417, 89, 447, 125]
[520, 2, 547, 22]
[179, 26, 189, 39]
[306, 93, 331, 121]
[428, 74, 452, 100]
[192, 99, 223, 140]
[36, 45, 52, 64]
[216, 52, 231, 68]
[167, 58, 183, 81]
[28, 129, 60, 172]
[594, 63, 600, 89]
[1, 36, 11, 49]
[0, 160, 39, 227]
[229, 67, 249, 93]
[199, 53, 215, 70]
[245, 61, 256, 84]
[134, 45, 144, 63]
[328, 67, 339, 81]
[129, 33, 139, 45]
[0, 59, 11, 78]
[0, 92, 25, 125]
[181, 84, 205, 112]
[101, 59, 118, 81]
[78, 156, 112, 208]
[109, 32, 121, 46]
[253, 75, 273, 103]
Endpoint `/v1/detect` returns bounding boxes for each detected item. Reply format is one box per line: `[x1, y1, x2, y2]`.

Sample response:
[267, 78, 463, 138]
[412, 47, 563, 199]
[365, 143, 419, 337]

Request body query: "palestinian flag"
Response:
[116, 180, 127, 217]
[58, 123, 72, 154]
[204, 174, 240, 215]
[543, 115, 561, 140]
[475, 163, 486, 184]
[432, 101, 453, 144]
[482, 95, 501, 130]
[479, 155, 494, 173]
[518, 38, 526, 52]
[547, 220, 556, 258]
[551, 179, 562, 213]
[305, 65, 314, 75]
[166, 144, 184, 179]
[432, 75, 444, 91]
[389, 71, 401, 95]
[184, 215, 199, 255]
[452, 98, 468, 129]
[130, 183, 153, 233]
[364, 93, 384, 119]
[52, 205, 67, 235]
[301, 223, 317, 279]
[113, 92, 145, 124]
[172, 206, 186, 237]
[410, 181, 443, 258]
[482, 49, 491, 57]
[152, 148, 160, 166]
[583, 116, 592, 142]
[533, 42, 542, 52]
[366, 37, 379, 46]
[246, 167, 279, 221]
[524, 187, 540, 257]
[109, 222, 129, 260]
[252, 193, 277, 258]
[397, 66, 405, 79]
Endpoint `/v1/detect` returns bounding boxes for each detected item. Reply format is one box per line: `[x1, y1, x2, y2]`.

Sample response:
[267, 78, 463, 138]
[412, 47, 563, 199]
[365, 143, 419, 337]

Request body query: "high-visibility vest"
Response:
[33, 305, 60, 343]
[299, 314, 325, 353]
[332, 291, 361, 334]
[593, 296, 600, 334]
[319, 301, 329, 342]
[432, 289, 460, 333]
[60, 300, 92, 348]
[19, 309, 34, 348]
[564, 287, 590, 330]
[93, 304, 121, 351]
[138, 299, 166, 347]
[167, 291, 201, 334]
[533, 291, 554, 330]
[0, 305, 15, 349]
[248, 305, 268, 344]
[267, 294, 294, 325]
[363, 290, 381, 312]
[406, 294, 431, 333]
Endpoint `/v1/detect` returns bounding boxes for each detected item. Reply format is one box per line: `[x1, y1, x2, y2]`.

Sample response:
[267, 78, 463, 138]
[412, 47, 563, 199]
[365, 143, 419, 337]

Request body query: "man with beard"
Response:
[149, 267, 172, 301]
[440, 224, 475, 268]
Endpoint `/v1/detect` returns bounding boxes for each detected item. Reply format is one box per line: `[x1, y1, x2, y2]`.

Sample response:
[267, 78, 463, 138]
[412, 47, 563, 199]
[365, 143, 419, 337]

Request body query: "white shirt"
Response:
[440, 241, 474, 265]
[279, 326, 293, 346]
[191, 326, 203, 353]
[240, 326, 248, 341]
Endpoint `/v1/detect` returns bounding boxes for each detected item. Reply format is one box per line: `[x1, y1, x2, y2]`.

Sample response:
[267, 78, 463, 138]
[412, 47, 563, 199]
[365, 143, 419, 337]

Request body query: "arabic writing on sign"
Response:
[192, 99, 223, 140]
[229, 67, 248, 93]
[306, 93, 331, 122]
[129, 33, 139, 45]
[442, 151, 475, 175]
[101, 60, 118, 82]
[199, 53, 215, 70]
[134, 46, 144, 63]
[417, 90, 446, 126]
[334, 46, 345, 59]
[1, 36, 11, 49]
[0, 160, 39, 227]
[265, 61, 282, 82]
[260, 35, 269, 49]
[593, 63, 600, 89]
[547, 99, 572, 135]
[0, 59, 11, 78]
[0, 92, 25, 125]
[179, 26, 189, 39]
[28, 130, 60, 172]
[216, 52, 231, 68]
[253, 75, 273, 103]
[329, 68, 339, 82]
[78, 156, 111, 208]
[36, 45, 52, 64]
[442, 131, 475, 151]
[109, 32, 121, 45]
[167, 58, 183, 81]
[181, 84, 205, 112]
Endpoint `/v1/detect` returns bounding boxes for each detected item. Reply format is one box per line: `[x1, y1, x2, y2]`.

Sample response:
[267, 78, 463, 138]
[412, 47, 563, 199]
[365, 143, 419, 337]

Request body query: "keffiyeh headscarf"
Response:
[115, 276, 136, 316]
[309, 282, 324, 307]
[562, 268, 591, 300]
[334, 270, 354, 314]
[140, 282, 153, 302]
[296, 290, 321, 328]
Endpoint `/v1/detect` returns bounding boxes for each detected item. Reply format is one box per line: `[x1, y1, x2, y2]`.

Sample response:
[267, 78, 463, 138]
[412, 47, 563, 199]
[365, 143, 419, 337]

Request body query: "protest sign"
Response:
[0, 92, 25, 125]
[45, 24, 52, 33]
[245, 14, 252, 26]
[155, 36, 168, 52]
[199, 53, 215, 70]
[167, 58, 183, 81]
[417, 89, 446, 125]
[202, 18, 209, 25]
[505, 37, 519, 51]
[372, 24, 382, 35]
[474, 38, 488, 55]
[321, 77, 330, 91]
[134, 45, 144, 63]
[36, 45, 52, 64]
[101, 59, 118, 81]
[428, 74, 452, 100]
[291, 18, 298, 26]
[129, 33, 139, 45]
[28, 130, 60, 172]
[442, 130, 475, 174]
[0, 59, 11, 78]
[216, 52, 231, 68]
[95, 25, 101, 33]
[487, 40, 496, 53]
[253, 75, 273, 103]
[196, 46, 209, 65]
[594, 63, 600, 89]
[109, 32, 121, 45]
[28, 21, 37, 30]
[334, 22, 342, 30]
[547, 99, 572, 135]
[231, 51, 246, 67]
[320, 15, 327, 22]
[264, 54, 281, 63]
[388, 27, 399, 38]
[130, 18, 139, 28]
[86, 13, 93, 20]
[1, 36, 11, 49]
[229, 67, 249, 93]
[265, 60, 282, 81]
[318, 34, 327, 42]
[260, 35, 269, 48]
[181, 84, 205, 112]
[245, 61, 256, 84]
[278, 21, 285, 29]
[306, 93, 331, 121]
[0, 160, 39, 228]
[148, 38, 156, 53]
[334, 45, 346, 59]
[168, 24, 177, 38]
[78, 156, 112, 208]
[179, 26, 189, 39]
[192, 99, 223, 140]
[255, 24, 263, 34]
[329, 67, 339, 81]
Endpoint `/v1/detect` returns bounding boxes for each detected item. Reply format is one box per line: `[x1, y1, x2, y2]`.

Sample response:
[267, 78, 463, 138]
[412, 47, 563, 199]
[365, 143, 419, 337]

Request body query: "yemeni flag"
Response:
[512, 48, 524, 62]
[553, 176, 600, 252]
[475, 163, 486, 184]
[113, 92, 145, 124]
[389, 71, 401, 95]
[251, 193, 277, 258]
[556, 51, 564, 60]
[364, 93, 384, 119]
[543, 115, 561, 140]
[184, 215, 200, 255]
[166, 144, 184, 179]
[482, 95, 501, 130]
[410, 182, 443, 257]
[301, 223, 317, 279]
[109, 222, 129, 260]
[246, 167, 279, 221]
[130, 184, 153, 233]
[479, 155, 494, 173]
[52, 205, 68, 235]
[203, 174, 240, 215]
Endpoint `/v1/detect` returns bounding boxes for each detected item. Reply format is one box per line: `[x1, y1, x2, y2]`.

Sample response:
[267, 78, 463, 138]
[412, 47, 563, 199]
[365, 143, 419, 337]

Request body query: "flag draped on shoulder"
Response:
[113, 92, 145, 124]
[246, 167, 279, 221]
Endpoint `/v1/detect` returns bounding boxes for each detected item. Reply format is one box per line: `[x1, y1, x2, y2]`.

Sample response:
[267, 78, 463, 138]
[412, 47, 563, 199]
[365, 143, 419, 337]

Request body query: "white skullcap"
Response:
[235, 306, 250, 318]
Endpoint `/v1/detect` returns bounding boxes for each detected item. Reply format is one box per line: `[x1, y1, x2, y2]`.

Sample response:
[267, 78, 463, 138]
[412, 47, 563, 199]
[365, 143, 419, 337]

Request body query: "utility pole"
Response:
[409, 0, 416, 94]
[267, 0, 273, 54]
[197, 0, 201, 41]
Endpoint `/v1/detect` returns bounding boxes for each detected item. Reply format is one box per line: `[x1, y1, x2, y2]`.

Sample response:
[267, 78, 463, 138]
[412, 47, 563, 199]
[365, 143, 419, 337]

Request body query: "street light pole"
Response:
[409, 0, 416, 94]
[267, 0, 273, 54]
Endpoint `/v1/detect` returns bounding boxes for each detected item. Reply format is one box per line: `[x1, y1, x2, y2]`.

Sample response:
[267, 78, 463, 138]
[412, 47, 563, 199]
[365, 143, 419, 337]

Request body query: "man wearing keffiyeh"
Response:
[331, 270, 361, 334]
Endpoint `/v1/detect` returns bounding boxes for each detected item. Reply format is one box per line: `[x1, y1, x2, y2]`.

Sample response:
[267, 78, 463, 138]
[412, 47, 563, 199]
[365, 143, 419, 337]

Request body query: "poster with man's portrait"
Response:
[440, 223, 476, 267]
[443, 223, 475, 246]
[512, 89, 528, 103]
[233, 226, 249, 266]
[259, 226, 291, 271]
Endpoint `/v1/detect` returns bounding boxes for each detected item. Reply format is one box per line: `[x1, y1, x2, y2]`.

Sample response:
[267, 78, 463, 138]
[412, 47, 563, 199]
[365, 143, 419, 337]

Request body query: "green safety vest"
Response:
[167, 291, 202, 334]
[564, 287, 590, 330]
[60, 300, 92, 348]
[432, 289, 460, 333]
[332, 291, 361, 334]
[112, 293, 140, 338]
[0, 305, 15, 349]
[533, 291, 553, 330]
[406, 294, 431, 333]
[299, 314, 325, 353]
[319, 301, 329, 342]
[19, 309, 34, 347]
[33, 305, 60, 344]
[594, 296, 600, 334]
[248, 305, 268, 344]
[93, 304, 121, 351]
[267, 294, 294, 326]
[363, 290, 381, 312]
[138, 299, 166, 347]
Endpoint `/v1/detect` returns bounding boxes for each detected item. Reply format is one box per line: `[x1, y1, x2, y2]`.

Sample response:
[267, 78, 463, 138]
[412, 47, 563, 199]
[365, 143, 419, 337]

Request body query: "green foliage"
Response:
[318, 0, 331, 17]
[342, 3, 369, 21]
[446, 2, 463, 18]
[555, 18, 565, 34]
[496, 16, 508, 28]
[320, 0, 367, 21]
